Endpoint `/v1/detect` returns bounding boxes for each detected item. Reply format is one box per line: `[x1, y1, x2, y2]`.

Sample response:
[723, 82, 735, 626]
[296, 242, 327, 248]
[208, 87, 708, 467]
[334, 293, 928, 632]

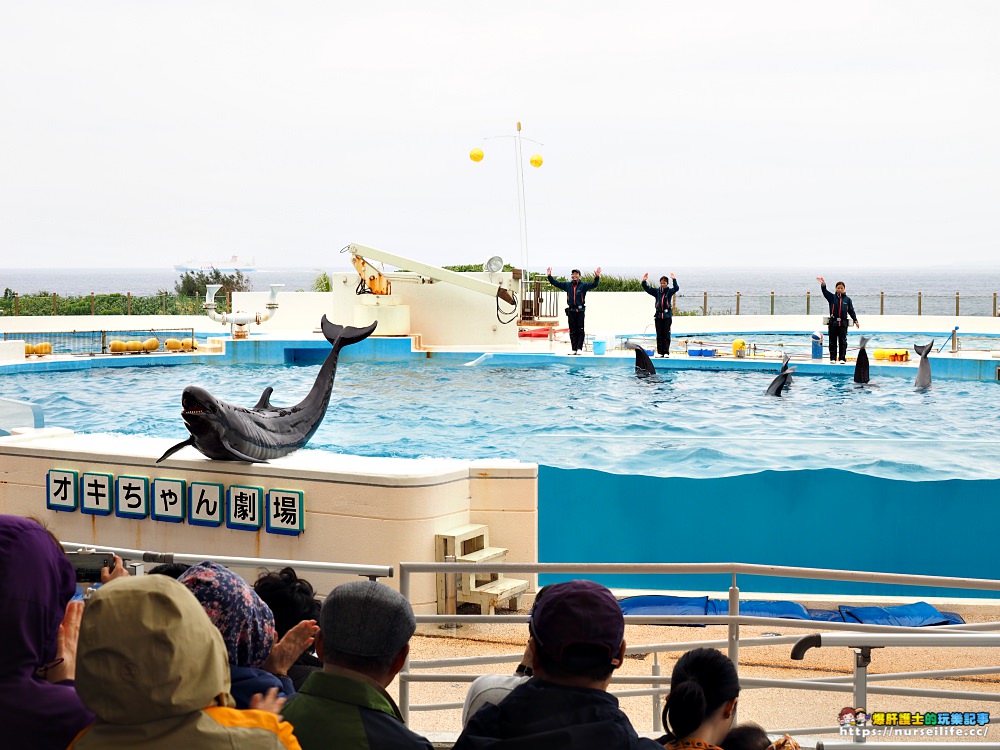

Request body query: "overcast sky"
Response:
[1, 1, 998, 272]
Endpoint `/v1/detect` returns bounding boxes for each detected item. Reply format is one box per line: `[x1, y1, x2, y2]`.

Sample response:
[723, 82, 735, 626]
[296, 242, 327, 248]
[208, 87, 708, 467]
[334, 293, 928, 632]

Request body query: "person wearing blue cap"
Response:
[454, 579, 662, 749]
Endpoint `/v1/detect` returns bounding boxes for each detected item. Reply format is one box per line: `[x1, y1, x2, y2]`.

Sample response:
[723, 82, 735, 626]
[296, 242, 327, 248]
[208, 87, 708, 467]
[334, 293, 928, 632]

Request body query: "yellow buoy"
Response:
[125, 340, 143, 353]
[109, 340, 127, 354]
[732, 339, 747, 356]
[24, 343, 34, 356]
[180, 338, 196, 351]
[143, 338, 160, 352]
[164, 338, 182, 351]
[469, 148, 484, 163]
[529, 153, 543, 168]
[34, 342, 53, 356]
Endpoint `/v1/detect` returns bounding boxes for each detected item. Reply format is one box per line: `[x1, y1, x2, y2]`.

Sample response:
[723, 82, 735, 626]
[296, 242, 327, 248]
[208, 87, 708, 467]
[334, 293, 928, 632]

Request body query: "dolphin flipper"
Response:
[626, 343, 657, 376]
[320, 317, 378, 351]
[253, 386, 275, 410]
[221, 437, 267, 464]
[854, 336, 871, 384]
[156, 437, 195, 463]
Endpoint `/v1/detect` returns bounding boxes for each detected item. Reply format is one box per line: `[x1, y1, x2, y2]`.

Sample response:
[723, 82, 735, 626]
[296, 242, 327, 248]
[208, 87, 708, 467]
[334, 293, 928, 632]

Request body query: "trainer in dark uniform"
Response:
[547, 266, 602, 355]
[817, 276, 860, 363]
[641, 272, 679, 358]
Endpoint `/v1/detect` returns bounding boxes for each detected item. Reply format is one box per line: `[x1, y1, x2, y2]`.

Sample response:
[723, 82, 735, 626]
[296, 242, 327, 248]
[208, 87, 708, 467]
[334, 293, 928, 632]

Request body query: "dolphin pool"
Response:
[4, 359, 1000, 479]
[6, 357, 1000, 596]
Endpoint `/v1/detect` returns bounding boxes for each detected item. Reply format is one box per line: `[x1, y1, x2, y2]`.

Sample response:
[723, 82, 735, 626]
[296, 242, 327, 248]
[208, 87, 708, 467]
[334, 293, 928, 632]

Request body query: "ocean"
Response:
[2, 265, 997, 297]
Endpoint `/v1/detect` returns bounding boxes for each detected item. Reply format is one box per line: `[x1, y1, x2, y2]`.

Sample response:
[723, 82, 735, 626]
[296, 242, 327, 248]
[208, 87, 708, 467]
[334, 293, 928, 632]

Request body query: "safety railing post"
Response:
[770, 292, 775, 315]
[956, 291, 960, 316]
[729, 575, 740, 723]
[880, 291, 884, 315]
[735, 291, 741, 315]
[91, 292, 95, 315]
[13, 292, 18, 316]
[127, 292, 132, 316]
[400, 566, 411, 723]
[918, 291, 922, 315]
[52, 292, 57, 315]
[806, 290, 810, 315]
[853, 648, 871, 743]
[703, 291, 708, 317]
[652, 652, 663, 732]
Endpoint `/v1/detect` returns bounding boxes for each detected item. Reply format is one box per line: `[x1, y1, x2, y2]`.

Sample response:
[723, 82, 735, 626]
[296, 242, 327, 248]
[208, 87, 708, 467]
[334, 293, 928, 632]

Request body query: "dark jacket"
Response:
[820, 284, 858, 325]
[0, 515, 95, 750]
[641, 278, 679, 319]
[230, 665, 295, 710]
[282, 669, 433, 750]
[548, 274, 600, 311]
[453, 678, 663, 750]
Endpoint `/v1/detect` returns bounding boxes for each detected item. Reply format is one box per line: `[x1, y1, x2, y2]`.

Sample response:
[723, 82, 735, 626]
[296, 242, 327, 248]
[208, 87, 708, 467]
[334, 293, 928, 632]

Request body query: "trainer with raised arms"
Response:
[547, 266, 602, 355]
[641, 272, 679, 358]
[817, 276, 860, 364]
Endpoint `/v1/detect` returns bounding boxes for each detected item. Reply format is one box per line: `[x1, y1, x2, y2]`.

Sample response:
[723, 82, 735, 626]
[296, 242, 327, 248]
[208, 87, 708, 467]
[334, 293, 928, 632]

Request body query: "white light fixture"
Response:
[483, 256, 504, 273]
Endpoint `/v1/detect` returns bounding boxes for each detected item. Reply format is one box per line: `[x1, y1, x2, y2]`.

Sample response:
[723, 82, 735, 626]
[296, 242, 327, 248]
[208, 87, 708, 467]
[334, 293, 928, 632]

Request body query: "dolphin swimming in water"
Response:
[914, 340, 934, 388]
[626, 342, 657, 377]
[853, 335, 871, 384]
[157, 316, 377, 463]
[766, 356, 796, 397]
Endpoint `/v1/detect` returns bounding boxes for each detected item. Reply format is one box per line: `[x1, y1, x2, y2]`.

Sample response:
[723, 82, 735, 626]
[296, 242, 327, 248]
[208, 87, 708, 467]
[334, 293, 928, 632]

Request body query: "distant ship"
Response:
[174, 255, 257, 273]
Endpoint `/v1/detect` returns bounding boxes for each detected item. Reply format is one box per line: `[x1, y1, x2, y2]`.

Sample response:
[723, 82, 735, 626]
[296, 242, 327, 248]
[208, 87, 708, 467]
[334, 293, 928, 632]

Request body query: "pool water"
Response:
[5, 359, 1000, 480]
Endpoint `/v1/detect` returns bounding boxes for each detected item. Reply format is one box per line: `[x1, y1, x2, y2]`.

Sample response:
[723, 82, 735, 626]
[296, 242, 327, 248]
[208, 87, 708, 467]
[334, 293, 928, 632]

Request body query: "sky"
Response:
[1, 1, 998, 272]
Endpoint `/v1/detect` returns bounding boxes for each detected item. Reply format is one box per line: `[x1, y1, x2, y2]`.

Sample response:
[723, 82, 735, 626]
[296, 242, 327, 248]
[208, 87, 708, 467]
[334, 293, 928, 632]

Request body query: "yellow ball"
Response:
[34, 342, 53, 355]
[109, 340, 126, 353]
[180, 338, 196, 351]
[24, 343, 34, 356]
[126, 340, 143, 353]
[469, 148, 484, 163]
[143, 337, 160, 352]
[529, 153, 543, 168]
[732, 339, 746, 356]
[164, 338, 182, 351]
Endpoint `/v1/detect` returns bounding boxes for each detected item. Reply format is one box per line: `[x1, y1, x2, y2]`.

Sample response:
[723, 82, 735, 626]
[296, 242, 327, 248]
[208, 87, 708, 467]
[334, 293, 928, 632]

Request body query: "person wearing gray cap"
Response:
[454, 579, 662, 750]
[280, 580, 432, 750]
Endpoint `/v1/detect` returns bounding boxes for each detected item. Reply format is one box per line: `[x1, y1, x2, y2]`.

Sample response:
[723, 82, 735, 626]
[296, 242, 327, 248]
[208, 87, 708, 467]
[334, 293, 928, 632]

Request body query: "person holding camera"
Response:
[817, 276, 860, 363]
[547, 266, 602, 355]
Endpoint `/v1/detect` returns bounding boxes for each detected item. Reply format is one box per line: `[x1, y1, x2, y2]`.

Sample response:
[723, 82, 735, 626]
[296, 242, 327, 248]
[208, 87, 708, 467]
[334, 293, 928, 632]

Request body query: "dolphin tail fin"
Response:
[914, 341, 934, 358]
[853, 349, 870, 384]
[156, 437, 194, 464]
[858, 335, 870, 350]
[626, 343, 656, 376]
[320, 316, 378, 351]
[780, 353, 790, 373]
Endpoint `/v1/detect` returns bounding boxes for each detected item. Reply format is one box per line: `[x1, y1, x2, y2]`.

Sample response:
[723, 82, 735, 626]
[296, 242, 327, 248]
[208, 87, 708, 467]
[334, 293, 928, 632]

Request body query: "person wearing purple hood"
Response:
[179, 561, 318, 709]
[0, 514, 95, 749]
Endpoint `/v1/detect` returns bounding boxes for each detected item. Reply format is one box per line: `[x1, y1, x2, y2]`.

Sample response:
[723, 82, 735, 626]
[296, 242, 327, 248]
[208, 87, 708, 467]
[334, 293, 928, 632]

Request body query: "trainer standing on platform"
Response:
[817, 276, 860, 363]
[641, 272, 679, 357]
[547, 266, 601, 355]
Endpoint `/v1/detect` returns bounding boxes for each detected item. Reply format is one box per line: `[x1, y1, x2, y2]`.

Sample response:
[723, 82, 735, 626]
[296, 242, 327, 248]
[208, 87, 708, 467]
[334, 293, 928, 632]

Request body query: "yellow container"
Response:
[143, 337, 160, 352]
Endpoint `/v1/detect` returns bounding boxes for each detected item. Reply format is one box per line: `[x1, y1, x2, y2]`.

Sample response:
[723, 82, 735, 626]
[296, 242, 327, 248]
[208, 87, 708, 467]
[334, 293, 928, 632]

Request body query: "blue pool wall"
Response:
[538, 465, 1000, 599]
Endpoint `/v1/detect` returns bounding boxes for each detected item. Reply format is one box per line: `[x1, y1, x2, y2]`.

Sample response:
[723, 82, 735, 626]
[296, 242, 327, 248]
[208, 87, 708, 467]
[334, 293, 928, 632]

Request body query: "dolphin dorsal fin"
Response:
[253, 387, 274, 410]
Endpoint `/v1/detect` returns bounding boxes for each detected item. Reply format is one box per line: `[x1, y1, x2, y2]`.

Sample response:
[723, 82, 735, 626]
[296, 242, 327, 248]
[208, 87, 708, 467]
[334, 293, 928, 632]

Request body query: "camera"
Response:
[68, 552, 114, 582]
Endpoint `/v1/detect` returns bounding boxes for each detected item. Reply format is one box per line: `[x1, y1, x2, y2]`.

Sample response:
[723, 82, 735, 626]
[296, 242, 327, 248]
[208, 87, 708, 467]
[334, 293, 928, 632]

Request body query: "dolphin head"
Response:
[178, 386, 234, 457]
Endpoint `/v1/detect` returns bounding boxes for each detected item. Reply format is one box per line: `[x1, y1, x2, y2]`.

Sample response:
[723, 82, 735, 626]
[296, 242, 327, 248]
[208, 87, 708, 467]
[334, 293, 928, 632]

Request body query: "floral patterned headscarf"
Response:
[178, 561, 276, 668]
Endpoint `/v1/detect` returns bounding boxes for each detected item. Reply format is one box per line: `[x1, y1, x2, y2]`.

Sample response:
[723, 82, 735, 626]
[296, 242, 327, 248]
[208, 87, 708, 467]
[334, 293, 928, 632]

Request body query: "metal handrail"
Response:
[61, 541, 393, 580]
[398, 560, 1000, 735]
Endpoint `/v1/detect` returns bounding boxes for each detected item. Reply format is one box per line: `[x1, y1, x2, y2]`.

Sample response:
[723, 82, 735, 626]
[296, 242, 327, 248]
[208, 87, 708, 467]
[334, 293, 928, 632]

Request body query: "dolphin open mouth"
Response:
[182, 393, 213, 415]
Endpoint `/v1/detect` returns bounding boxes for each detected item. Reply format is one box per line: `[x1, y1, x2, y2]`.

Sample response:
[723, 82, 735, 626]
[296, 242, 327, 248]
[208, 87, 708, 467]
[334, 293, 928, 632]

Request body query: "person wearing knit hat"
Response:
[454, 579, 663, 750]
[281, 580, 432, 750]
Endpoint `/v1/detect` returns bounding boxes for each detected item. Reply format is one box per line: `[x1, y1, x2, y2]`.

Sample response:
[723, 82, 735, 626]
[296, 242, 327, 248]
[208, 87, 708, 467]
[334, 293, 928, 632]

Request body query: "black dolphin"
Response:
[156, 316, 377, 463]
[853, 335, 871, 384]
[765, 355, 795, 397]
[626, 342, 657, 377]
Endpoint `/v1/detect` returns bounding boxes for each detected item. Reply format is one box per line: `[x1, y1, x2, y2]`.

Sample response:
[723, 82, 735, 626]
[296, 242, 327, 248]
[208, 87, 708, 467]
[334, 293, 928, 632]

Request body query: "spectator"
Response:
[722, 723, 770, 750]
[0, 515, 94, 750]
[281, 580, 433, 750]
[179, 561, 318, 709]
[660, 648, 741, 750]
[461, 643, 533, 726]
[454, 579, 662, 749]
[254, 567, 323, 690]
[68, 574, 301, 749]
[147, 562, 192, 578]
